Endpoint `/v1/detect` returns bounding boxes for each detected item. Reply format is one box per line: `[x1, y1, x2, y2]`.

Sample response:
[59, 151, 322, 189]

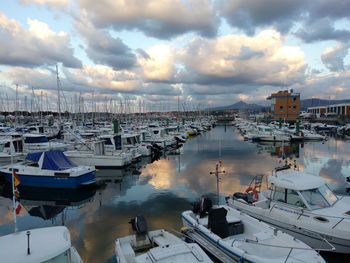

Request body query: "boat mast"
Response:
[10, 149, 18, 233]
[56, 65, 62, 125]
[210, 160, 225, 205]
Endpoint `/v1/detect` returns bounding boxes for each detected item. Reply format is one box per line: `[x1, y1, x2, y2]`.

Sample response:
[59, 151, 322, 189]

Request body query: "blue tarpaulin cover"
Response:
[26, 150, 77, 171]
[26, 152, 42, 163]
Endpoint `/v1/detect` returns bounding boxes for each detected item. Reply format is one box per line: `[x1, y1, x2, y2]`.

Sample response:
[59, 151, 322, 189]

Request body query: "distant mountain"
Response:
[301, 99, 350, 110]
[208, 101, 264, 111]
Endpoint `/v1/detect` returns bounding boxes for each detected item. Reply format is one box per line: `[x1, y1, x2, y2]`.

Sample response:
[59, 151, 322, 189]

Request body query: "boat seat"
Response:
[197, 215, 240, 227]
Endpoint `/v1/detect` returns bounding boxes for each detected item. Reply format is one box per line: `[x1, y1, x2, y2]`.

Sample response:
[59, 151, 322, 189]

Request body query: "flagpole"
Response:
[10, 143, 18, 233]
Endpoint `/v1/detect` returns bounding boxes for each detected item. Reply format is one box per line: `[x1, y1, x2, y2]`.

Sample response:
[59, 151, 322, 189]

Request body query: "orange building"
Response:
[267, 90, 300, 122]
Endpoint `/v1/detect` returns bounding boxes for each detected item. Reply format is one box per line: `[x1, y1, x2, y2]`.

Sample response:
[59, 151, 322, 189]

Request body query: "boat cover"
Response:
[26, 150, 77, 170]
[26, 151, 42, 163]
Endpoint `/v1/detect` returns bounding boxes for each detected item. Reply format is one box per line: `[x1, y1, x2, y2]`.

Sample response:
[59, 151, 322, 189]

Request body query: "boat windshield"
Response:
[300, 185, 338, 210]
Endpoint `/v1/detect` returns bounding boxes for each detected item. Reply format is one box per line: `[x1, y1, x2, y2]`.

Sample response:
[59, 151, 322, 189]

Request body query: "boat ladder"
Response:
[182, 228, 238, 263]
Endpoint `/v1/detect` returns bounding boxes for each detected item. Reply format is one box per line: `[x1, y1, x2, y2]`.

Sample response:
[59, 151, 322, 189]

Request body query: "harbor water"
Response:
[0, 126, 349, 262]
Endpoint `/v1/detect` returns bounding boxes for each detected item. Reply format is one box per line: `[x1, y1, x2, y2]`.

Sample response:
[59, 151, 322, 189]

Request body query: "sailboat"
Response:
[0, 150, 84, 263]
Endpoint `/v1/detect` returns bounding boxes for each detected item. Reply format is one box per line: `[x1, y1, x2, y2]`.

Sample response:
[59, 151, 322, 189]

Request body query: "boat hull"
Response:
[231, 200, 350, 254]
[1, 171, 96, 189]
[65, 152, 131, 169]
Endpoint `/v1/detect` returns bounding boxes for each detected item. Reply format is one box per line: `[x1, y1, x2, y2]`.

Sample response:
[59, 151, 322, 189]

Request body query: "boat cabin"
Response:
[24, 134, 49, 144]
[99, 134, 122, 151]
[269, 169, 338, 210]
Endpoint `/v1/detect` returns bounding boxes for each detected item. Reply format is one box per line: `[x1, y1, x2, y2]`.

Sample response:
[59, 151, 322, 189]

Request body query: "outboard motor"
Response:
[193, 196, 212, 218]
[151, 143, 163, 152]
[129, 214, 148, 234]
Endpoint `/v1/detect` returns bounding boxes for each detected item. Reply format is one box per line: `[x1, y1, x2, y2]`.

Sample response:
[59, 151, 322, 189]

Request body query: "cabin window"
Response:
[273, 187, 306, 208]
[300, 185, 337, 209]
[103, 138, 113, 145]
[24, 136, 49, 143]
[272, 187, 286, 202]
[285, 189, 306, 208]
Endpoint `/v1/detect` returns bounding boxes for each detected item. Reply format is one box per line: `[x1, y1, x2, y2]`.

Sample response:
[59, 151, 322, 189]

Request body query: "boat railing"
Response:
[269, 202, 350, 229]
[241, 235, 335, 258]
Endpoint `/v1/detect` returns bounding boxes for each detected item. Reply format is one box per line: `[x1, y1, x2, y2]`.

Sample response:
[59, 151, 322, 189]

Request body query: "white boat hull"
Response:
[65, 151, 132, 168]
[230, 199, 350, 254]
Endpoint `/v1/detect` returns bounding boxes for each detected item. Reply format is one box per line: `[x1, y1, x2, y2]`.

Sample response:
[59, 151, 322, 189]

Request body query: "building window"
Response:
[293, 97, 297, 101]
[293, 105, 296, 112]
[280, 106, 284, 112]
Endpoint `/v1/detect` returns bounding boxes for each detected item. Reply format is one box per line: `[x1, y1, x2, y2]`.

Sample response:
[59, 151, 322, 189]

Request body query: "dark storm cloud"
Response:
[220, 0, 305, 35]
[220, 0, 350, 43]
[75, 18, 137, 69]
[295, 18, 350, 43]
[0, 13, 81, 68]
[77, 0, 219, 39]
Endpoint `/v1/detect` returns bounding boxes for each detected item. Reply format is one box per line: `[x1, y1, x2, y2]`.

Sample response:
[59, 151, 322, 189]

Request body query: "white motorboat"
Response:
[122, 133, 152, 157]
[182, 198, 325, 263]
[0, 138, 25, 164]
[115, 215, 213, 263]
[0, 226, 83, 263]
[301, 130, 326, 141]
[143, 126, 177, 148]
[23, 133, 68, 152]
[64, 141, 133, 169]
[227, 165, 350, 253]
[99, 134, 141, 161]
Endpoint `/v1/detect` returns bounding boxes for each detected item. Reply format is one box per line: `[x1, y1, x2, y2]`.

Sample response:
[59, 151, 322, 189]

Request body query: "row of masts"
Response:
[0, 93, 210, 114]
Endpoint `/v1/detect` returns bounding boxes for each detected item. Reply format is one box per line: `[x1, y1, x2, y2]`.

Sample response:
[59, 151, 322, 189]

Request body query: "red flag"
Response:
[15, 200, 22, 215]
[13, 170, 20, 187]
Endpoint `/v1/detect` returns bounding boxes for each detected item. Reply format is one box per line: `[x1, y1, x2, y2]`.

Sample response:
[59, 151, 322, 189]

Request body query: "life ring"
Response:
[245, 187, 259, 202]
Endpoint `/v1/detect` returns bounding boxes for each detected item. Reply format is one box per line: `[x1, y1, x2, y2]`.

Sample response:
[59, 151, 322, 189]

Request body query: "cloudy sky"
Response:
[0, 0, 349, 112]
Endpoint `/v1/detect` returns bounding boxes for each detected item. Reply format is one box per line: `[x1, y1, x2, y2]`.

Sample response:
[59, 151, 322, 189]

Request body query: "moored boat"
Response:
[0, 226, 83, 263]
[0, 150, 96, 188]
[227, 165, 350, 253]
[182, 198, 326, 263]
[115, 215, 213, 263]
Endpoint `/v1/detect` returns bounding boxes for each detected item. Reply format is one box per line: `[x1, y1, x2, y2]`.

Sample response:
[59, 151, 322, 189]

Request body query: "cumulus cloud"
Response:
[75, 17, 137, 69]
[321, 43, 349, 72]
[300, 70, 350, 100]
[77, 0, 218, 39]
[20, 0, 68, 10]
[137, 44, 177, 82]
[177, 30, 306, 88]
[0, 13, 81, 68]
[0, 64, 181, 98]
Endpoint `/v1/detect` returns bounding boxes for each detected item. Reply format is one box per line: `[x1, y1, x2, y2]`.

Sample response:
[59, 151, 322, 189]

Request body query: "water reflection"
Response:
[0, 126, 349, 263]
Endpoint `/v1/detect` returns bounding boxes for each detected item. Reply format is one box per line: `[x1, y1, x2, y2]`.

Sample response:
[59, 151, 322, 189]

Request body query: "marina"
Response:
[0, 123, 349, 262]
